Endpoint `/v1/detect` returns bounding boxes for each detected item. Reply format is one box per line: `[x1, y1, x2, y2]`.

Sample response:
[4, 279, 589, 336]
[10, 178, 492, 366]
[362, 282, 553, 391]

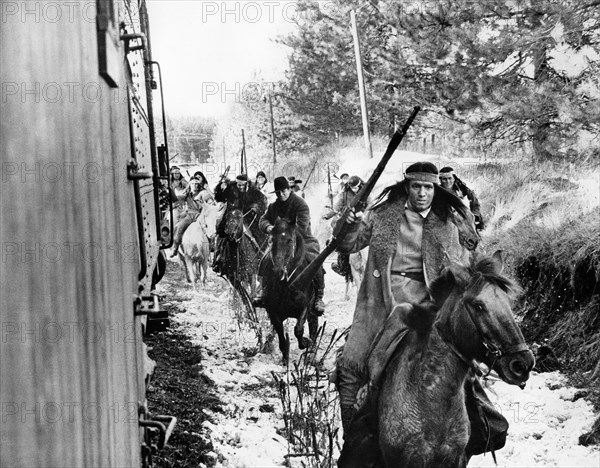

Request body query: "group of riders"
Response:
[166, 161, 506, 465]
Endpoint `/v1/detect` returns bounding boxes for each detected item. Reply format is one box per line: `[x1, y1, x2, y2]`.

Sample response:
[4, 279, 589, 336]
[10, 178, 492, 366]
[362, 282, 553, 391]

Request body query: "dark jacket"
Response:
[259, 192, 320, 258]
[215, 181, 267, 216]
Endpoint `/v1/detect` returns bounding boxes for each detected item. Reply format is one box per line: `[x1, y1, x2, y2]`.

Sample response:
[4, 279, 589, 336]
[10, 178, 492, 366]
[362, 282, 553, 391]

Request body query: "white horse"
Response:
[179, 203, 220, 290]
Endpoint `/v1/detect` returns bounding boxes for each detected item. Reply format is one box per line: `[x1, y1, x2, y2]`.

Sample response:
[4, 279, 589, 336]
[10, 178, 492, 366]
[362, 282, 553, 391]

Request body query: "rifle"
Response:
[219, 165, 231, 184]
[327, 164, 334, 209]
[290, 106, 420, 289]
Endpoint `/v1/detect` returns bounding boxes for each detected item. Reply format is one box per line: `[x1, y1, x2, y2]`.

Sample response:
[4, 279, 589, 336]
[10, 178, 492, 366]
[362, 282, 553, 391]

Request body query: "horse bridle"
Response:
[272, 228, 299, 282]
[227, 208, 257, 243]
[437, 290, 530, 376]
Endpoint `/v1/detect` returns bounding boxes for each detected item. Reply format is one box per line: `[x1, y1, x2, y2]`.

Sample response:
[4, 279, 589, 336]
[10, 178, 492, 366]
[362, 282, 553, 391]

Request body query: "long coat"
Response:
[337, 196, 473, 377]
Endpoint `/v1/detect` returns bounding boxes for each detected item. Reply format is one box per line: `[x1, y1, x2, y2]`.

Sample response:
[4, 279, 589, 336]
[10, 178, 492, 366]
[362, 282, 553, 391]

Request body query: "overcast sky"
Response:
[147, 1, 296, 118]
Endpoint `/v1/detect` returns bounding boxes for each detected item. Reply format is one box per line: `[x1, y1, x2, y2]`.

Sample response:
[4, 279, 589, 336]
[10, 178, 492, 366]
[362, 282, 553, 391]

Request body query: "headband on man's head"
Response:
[404, 172, 440, 184]
[236, 174, 248, 183]
[439, 166, 455, 176]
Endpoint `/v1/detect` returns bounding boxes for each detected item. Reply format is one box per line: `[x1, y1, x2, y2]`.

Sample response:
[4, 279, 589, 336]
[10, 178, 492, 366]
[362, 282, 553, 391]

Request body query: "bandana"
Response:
[404, 172, 439, 184]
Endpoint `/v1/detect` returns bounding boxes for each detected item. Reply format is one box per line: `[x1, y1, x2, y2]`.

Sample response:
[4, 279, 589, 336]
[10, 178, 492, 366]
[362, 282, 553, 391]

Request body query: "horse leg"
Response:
[271, 314, 289, 363]
[178, 248, 191, 283]
[202, 260, 208, 285]
[307, 306, 319, 342]
[294, 307, 312, 350]
[344, 279, 350, 301]
[190, 259, 199, 292]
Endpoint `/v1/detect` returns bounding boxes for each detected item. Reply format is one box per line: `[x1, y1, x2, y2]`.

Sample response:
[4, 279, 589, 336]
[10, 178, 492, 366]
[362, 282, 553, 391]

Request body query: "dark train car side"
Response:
[1, 1, 172, 466]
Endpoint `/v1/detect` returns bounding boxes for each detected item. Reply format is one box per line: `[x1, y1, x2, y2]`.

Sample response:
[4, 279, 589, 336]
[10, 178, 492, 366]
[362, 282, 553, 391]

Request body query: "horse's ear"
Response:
[491, 250, 504, 274]
[430, 264, 470, 304]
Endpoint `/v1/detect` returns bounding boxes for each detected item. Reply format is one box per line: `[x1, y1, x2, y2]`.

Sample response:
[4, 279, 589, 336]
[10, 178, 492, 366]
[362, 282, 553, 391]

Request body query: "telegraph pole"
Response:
[350, 10, 373, 159]
[269, 84, 277, 164]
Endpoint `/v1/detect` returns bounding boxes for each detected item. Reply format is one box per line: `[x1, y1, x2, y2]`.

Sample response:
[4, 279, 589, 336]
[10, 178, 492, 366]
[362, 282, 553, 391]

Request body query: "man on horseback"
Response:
[212, 174, 267, 275]
[254, 176, 326, 315]
[323, 175, 365, 280]
[439, 166, 485, 231]
[335, 162, 503, 465]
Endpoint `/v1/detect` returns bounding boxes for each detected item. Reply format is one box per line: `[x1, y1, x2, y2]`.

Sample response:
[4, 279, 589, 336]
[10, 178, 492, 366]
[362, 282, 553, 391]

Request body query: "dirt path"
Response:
[156, 259, 599, 468]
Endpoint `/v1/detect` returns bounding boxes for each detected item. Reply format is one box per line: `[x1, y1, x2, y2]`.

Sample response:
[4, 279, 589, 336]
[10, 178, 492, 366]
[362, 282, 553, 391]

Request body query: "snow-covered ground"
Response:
[158, 259, 599, 468]
[158, 148, 599, 467]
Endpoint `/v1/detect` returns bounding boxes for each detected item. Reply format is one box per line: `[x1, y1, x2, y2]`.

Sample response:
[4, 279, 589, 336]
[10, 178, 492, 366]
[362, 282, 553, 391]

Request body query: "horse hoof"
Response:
[299, 337, 313, 350]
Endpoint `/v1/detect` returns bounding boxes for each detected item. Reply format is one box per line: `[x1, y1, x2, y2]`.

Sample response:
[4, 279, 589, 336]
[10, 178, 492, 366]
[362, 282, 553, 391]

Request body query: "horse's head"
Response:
[224, 208, 244, 241]
[197, 203, 219, 239]
[450, 207, 479, 251]
[430, 251, 535, 388]
[270, 217, 300, 281]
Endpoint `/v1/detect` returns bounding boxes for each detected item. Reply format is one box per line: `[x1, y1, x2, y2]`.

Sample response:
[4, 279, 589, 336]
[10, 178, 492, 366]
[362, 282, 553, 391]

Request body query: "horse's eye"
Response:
[474, 303, 486, 313]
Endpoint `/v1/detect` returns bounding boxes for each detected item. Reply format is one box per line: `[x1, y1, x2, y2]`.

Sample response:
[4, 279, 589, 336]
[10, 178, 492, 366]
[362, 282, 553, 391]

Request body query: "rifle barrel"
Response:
[289, 106, 420, 289]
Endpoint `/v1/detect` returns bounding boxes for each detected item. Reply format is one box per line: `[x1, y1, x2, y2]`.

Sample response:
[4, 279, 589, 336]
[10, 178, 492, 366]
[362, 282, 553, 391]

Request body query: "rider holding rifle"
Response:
[335, 162, 507, 466]
[212, 173, 267, 274]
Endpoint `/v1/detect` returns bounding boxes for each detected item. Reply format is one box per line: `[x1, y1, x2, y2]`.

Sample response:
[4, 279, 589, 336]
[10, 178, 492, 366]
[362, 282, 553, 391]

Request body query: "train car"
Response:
[1, 1, 174, 466]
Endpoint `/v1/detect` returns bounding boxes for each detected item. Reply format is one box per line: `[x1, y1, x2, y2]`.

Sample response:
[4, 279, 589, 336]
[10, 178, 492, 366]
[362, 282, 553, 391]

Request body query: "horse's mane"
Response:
[467, 257, 519, 297]
[429, 256, 519, 305]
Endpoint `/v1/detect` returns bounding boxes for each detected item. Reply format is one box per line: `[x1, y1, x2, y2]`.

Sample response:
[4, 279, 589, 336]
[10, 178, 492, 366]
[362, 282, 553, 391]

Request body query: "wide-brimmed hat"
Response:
[272, 176, 290, 193]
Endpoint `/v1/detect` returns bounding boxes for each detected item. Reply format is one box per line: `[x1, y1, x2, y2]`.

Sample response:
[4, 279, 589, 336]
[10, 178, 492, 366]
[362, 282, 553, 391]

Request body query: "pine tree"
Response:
[280, 0, 600, 161]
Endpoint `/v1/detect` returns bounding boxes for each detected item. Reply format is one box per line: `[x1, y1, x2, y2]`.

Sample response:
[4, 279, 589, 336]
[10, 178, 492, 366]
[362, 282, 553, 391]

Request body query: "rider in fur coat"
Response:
[335, 162, 478, 432]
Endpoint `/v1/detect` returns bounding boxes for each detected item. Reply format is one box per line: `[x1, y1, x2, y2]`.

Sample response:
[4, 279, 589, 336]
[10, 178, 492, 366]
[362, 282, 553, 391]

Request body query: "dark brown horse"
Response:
[261, 218, 319, 362]
[377, 252, 535, 467]
[219, 208, 268, 311]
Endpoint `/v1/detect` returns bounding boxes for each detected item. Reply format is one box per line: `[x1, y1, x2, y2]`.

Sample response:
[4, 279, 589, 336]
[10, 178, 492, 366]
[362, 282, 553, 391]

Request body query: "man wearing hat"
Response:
[334, 162, 489, 456]
[255, 176, 326, 314]
[439, 166, 484, 231]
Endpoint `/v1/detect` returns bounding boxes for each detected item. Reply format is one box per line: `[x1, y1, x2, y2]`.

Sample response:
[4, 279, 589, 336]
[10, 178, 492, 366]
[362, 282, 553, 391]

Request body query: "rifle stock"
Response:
[289, 106, 421, 289]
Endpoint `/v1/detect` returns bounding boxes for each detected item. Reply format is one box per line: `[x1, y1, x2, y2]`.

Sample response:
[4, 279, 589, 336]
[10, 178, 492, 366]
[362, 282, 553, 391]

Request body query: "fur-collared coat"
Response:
[337, 197, 473, 376]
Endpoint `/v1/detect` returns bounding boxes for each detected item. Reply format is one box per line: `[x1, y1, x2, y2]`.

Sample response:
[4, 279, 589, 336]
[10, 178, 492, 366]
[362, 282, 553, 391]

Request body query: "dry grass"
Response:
[272, 324, 346, 468]
[479, 159, 600, 379]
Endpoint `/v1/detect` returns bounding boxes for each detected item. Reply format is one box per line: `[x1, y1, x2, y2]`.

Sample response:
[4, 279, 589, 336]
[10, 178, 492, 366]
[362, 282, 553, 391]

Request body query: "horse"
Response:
[450, 205, 480, 251]
[374, 252, 535, 468]
[261, 218, 319, 362]
[179, 203, 219, 291]
[219, 207, 268, 310]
